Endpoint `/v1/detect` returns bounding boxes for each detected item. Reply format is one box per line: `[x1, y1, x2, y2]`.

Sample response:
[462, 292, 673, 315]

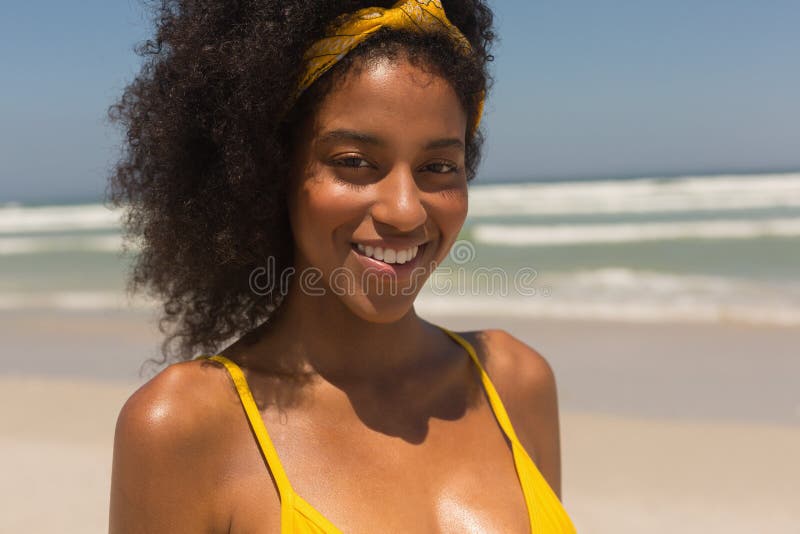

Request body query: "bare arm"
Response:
[108, 363, 226, 533]
[484, 329, 563, 499]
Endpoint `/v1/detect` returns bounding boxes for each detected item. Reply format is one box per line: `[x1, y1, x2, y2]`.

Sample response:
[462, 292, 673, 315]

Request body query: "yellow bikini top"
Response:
[201, 326, 577, 533]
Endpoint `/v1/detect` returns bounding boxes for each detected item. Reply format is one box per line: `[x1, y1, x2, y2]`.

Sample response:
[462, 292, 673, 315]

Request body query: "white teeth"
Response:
[353, 243, 423, 265]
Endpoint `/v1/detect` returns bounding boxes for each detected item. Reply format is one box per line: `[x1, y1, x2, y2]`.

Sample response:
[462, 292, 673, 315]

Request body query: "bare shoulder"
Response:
[109, 358, 235, 533]
[115, 358, 231, 441]
[463, 328, 563, 498]
[475, 328, 557, 396]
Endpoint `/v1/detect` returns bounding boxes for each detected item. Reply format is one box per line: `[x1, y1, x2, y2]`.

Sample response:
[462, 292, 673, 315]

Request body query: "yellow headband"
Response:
[295, 0, 485, 136]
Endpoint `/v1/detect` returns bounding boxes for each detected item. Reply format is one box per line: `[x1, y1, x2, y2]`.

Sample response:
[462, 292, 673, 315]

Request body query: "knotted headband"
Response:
[294, 0, 485, 136]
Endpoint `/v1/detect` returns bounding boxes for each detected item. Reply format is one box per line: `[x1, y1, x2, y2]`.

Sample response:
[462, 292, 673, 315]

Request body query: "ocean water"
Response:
[2, 172, 800, 326]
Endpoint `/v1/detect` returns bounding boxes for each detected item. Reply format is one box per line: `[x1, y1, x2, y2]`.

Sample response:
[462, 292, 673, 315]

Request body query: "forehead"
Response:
[309, 57, 468, 142]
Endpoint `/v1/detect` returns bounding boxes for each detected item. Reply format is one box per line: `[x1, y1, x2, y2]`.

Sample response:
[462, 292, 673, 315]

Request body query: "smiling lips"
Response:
[354, 243, 421, 265]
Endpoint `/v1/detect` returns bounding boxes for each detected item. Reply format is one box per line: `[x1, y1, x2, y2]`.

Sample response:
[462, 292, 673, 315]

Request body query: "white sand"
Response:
[2, 376, 799, 534]
[2, 309, 798, 532]
[561, 412, 800, 533]
[0, 377, 137, 533]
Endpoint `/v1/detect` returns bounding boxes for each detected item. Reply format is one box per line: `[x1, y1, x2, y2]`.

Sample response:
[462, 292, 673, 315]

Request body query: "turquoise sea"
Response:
[2, 172, 800, 326]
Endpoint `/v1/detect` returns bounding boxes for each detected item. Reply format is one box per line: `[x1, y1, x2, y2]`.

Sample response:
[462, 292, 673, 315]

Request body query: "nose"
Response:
[369, 164, 427, 232]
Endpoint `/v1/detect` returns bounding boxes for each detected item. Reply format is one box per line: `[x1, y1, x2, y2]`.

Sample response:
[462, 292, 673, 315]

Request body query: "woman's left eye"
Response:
[423, 161, 458, 174]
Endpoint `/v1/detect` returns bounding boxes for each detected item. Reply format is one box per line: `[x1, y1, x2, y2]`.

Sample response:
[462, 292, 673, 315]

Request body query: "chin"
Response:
[340, 291, 419, 324]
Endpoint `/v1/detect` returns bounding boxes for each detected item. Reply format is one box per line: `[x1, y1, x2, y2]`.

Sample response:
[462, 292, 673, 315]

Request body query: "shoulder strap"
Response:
[201, 354, 295, 506]
[438, 327, 523, 447]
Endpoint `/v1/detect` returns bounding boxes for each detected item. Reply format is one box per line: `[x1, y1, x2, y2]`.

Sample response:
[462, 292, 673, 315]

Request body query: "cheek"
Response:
[439, 184, 469, 225]
[291, 178, 367, 252]
[428, 186, 469, 251]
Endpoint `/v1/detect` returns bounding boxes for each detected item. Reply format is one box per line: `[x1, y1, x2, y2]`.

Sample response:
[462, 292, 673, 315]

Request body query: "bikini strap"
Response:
[200, 354, 295, 507]
[438, 326, 523, 447]
[202, 330, 523, 504]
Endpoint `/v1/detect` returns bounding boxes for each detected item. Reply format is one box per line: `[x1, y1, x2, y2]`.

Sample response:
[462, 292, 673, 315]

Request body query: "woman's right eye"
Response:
[333, 156, 371, 169]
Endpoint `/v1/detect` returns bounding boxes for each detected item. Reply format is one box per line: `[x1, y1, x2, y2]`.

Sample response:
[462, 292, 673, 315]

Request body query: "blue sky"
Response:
[1, 1, 799, 202]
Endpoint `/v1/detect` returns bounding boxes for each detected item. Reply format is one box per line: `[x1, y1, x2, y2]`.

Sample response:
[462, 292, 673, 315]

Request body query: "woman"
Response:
[108, 1, 576, 532]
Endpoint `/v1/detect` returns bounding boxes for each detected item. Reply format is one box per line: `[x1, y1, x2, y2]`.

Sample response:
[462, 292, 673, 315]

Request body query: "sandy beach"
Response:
[5, 0, 800, 529]
[1, 309, 798, 533]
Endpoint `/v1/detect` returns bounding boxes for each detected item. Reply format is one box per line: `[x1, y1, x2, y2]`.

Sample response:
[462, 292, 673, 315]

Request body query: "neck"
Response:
[238, 278, 448, 386]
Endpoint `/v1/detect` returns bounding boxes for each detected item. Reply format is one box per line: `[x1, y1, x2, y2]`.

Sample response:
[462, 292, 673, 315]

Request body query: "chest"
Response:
[215, 395, 532, 534]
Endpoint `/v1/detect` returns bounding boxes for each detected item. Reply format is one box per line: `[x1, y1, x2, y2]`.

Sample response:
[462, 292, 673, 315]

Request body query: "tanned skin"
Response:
[109, 56, 562, 534]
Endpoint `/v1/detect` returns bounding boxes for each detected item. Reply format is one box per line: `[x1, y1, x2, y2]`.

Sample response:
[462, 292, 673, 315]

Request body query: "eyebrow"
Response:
[318, 129, 386, 147]
[317, 129, 464, 151]
[424, 138, 464, 150]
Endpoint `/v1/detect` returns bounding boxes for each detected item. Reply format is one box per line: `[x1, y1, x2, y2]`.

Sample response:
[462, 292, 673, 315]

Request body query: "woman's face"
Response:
[288, 55, 469, 323]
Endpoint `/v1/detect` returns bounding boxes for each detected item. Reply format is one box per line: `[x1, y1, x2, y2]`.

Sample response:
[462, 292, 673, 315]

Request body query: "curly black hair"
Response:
[107, 0, 495, 365]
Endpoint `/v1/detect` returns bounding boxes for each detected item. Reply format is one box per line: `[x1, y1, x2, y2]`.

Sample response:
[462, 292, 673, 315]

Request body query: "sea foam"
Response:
[471, 217, 800, 246]
[468, 172, 800, 217]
